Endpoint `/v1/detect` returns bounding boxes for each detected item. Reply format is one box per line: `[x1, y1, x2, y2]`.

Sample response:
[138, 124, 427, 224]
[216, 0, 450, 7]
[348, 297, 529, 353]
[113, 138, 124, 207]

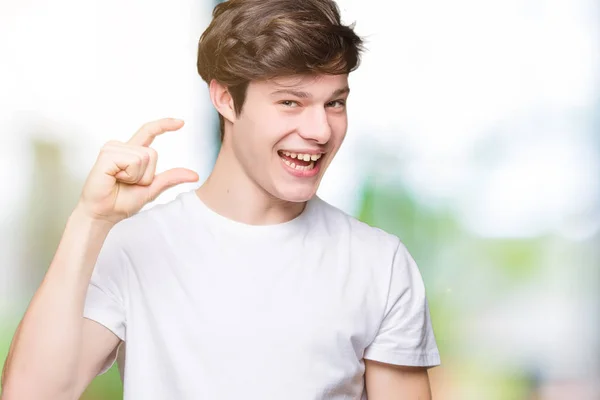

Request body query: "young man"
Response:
[1, 0, 440, 399]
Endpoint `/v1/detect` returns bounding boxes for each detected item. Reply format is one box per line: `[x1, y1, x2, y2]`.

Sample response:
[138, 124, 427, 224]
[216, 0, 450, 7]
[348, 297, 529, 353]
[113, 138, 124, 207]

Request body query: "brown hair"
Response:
[197, 0, 364, 140]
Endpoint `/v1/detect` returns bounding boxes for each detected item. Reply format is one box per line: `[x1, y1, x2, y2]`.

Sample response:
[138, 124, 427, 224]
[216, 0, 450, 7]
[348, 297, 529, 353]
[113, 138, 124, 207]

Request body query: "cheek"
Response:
[330, 117, 348, 142]
[244, 105, 291, 141]
[263, 118, 298, 146]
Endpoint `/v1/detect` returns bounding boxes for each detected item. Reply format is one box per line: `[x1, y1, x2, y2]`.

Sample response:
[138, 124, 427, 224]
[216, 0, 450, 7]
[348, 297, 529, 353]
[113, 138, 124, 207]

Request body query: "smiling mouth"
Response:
[277, 150, 323, 171]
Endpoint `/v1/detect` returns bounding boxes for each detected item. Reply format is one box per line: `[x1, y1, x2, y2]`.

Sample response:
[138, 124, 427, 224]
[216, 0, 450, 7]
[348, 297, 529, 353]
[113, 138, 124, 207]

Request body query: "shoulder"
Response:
[105, 191, 189, 249]
[311, 196, 401, 255]
[311, 198, 419, 306]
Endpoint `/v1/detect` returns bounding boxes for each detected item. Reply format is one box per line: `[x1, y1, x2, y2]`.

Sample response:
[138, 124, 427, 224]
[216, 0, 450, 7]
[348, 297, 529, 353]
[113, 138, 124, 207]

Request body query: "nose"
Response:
[297, 107, 332, 144]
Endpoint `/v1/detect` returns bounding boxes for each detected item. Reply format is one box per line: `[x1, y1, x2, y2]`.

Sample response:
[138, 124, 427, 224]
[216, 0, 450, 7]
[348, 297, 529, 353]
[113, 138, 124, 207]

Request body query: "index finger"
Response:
[128, 118, 185, 147]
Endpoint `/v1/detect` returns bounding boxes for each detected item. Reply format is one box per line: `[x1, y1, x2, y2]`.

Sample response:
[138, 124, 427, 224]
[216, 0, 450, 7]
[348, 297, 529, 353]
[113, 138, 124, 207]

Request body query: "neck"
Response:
[196, 145, 306, 226]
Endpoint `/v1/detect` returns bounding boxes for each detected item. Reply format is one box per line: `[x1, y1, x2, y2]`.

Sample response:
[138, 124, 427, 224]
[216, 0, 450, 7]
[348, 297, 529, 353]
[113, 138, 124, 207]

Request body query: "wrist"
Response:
[70, 204, 117, 230]
[41, 206, 116, 282]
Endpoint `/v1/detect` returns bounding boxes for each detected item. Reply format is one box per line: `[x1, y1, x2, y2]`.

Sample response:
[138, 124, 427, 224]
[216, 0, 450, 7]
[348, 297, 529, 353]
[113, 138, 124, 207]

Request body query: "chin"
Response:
[273, 183, 318, 203]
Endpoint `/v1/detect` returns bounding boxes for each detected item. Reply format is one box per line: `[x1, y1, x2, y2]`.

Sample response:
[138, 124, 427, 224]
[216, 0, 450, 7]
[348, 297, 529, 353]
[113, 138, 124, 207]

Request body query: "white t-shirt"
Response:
[83, 190, 440, 399]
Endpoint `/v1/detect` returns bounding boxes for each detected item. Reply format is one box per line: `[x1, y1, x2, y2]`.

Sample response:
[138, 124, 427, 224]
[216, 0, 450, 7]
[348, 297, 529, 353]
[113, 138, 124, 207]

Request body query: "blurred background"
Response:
[1, 0, 599, 399]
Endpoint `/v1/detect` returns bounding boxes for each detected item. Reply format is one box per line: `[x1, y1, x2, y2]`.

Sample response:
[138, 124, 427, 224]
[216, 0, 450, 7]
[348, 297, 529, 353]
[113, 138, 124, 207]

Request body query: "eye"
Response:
[327, 99, 346, 108]
[280, 100, 300, 108]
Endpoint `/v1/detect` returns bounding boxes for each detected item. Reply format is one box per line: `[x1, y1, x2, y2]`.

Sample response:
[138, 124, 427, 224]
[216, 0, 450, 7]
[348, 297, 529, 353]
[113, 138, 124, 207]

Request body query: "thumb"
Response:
[147, 168, 199, 200]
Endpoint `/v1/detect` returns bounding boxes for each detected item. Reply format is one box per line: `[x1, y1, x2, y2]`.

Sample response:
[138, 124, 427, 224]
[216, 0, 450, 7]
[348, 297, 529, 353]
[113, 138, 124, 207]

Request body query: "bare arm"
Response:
[0, 118, 199, 400]
[365, 360, 432, 400]
[1, 210, 121, 400]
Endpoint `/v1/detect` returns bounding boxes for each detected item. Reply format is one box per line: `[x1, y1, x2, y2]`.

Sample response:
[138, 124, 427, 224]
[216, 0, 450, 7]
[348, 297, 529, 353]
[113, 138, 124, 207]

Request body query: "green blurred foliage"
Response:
[356, 176, 540, 398]
[81, 365, 123, 400]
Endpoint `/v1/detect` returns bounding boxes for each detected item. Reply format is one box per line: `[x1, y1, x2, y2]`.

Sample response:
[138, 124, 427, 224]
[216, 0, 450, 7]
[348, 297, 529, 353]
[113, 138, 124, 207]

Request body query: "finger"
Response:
[108, 143, 152, 165]
[107, 142, 156, 183]
[138, 147, 158, 186]
[127, 118, 185, 147]
[147, 168, 199, 201]
[111, 152, 149, 184]
[97, 146, 147, 182]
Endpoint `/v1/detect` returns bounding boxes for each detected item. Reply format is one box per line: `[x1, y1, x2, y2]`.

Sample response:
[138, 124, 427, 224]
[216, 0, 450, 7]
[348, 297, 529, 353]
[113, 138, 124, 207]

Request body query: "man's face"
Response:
[229, 74, 350, 202]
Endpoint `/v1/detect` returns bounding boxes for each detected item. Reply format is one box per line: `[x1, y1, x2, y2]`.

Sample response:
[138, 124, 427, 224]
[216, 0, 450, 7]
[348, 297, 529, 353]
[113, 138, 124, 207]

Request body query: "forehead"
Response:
[250, 74, 349, 96]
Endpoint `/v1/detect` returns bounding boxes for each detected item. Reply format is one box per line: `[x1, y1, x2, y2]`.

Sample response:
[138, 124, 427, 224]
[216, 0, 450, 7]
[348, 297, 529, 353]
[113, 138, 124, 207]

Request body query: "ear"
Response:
[209, 79, 236, 124]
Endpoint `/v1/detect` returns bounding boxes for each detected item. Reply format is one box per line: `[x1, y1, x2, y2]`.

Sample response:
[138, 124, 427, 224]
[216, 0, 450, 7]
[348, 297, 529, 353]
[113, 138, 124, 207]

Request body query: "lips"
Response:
[277, 150, 325, 176]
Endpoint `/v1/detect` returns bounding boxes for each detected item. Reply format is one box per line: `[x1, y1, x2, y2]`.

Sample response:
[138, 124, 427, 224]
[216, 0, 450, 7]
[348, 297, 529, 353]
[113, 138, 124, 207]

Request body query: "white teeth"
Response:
[280, 152, 323, 161]
[281, 157, 316, 171]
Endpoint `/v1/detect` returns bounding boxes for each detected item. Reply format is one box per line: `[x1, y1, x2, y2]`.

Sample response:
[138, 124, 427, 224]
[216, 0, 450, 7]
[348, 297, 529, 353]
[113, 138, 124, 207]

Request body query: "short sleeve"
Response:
[364, 242, 441, 368]
[83, 226, 129, 373]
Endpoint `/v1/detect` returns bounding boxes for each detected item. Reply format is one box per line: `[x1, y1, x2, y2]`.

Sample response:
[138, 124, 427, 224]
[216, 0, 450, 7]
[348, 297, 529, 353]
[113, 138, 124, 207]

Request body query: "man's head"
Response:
[197, 0, 363, 202]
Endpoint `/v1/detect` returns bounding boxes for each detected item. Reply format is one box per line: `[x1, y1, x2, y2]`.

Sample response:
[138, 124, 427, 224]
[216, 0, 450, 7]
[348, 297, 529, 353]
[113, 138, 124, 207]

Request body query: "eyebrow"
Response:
[270, 86, 350, 99]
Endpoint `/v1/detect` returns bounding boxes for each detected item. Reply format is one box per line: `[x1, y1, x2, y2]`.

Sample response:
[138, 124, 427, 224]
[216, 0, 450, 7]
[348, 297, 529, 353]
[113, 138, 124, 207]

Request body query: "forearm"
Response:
[1, 208, 114, 399]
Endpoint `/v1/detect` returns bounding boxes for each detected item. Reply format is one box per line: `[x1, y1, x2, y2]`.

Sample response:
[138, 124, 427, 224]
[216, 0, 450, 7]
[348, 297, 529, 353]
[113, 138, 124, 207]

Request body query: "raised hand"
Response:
[76, 118, 199, 224]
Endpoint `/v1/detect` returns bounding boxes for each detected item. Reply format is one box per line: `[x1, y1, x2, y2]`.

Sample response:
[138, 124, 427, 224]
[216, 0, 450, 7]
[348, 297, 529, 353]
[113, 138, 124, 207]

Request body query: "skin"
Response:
[197, 74, 350, 225]
[0, 74, 432, 399]
[365, 360, 432, 400]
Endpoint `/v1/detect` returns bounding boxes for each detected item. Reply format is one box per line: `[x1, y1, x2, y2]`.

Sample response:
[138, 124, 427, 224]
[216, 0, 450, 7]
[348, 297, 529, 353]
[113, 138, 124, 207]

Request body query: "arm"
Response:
[1, 210, 121, 400]
[1, 118, 199, 400]
[362, 241, 440, 399]
[365, 360, 432, 400]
